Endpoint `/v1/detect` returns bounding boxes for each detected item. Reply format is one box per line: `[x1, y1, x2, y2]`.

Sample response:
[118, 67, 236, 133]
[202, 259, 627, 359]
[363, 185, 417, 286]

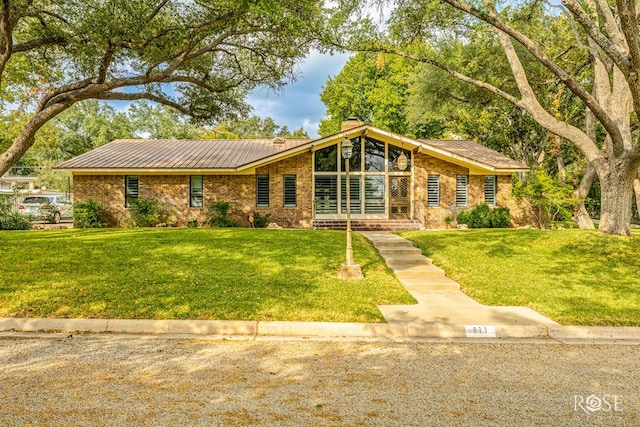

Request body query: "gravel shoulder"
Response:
[0, 336, 638, 426]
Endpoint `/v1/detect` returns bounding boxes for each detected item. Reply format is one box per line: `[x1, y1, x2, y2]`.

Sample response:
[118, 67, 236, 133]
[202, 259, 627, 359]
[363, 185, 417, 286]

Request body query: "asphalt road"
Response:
[0, 336, 637, 426]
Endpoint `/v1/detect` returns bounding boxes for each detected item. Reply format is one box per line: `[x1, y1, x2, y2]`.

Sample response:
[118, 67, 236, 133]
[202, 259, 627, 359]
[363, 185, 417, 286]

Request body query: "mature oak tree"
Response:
[335, 0, 640, 235]
[0, 0, 320, 176]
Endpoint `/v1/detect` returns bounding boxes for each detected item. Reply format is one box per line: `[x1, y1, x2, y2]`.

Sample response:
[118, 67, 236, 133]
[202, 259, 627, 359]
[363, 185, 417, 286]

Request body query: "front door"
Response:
[389, 176, 410, 219]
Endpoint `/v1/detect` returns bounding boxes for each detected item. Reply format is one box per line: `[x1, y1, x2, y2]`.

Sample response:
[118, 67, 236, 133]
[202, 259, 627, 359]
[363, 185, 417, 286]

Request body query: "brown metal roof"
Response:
[420, 139, 528, 170]
[55, 138, 311, 170]
[54, 126, 528, 173]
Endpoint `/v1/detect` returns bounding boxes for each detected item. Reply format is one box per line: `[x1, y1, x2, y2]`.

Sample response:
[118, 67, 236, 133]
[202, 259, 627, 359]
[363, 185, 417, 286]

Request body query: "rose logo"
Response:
[585, 395, 603, 413]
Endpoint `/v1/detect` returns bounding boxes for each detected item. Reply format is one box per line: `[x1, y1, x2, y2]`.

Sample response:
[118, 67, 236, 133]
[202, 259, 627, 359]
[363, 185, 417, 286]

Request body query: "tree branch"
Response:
[94, 91, 208, 119]
[381, 48, 520, 104]
[13, 36, 66, 52]
[594, 0, 625, 44]
[617, 0, 640, 79]
[441, 0, 626, 156]
[561, 0, 630, 72]
[97, 44, 115, 83]
[493, 29, 603, 163]
[162, 75, 248, 94]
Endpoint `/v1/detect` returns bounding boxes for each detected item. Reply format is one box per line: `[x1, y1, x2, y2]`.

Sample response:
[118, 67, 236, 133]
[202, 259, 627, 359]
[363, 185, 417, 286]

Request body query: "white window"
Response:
[190, 176, 203, 208]
[427, 175, 440, 207]
[484, 175, 497, 206]
[456, 175, 468, 207]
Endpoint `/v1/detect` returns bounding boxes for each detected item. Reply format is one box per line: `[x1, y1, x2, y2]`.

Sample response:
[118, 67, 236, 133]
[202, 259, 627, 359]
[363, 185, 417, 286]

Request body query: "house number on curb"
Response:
[464, 325, 497, 338]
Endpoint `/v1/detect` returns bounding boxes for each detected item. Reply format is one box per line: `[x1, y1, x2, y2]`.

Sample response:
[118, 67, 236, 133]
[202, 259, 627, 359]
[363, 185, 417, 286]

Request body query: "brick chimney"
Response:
[340, 117, 365, 132]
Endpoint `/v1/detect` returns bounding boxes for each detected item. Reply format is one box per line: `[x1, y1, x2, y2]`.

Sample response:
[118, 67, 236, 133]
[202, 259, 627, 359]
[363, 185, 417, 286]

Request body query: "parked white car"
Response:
[18, 195, 73, 223]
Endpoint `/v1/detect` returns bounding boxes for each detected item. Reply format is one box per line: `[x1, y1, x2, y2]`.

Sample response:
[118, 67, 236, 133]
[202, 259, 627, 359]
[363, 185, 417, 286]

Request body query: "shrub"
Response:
[468, 203, 492, 228]
[456, 210, 471, 226]
[0, 212, 31, 230]
[490, 207, 511, 228]
[74, 199, 106, 228]
[456, 204, 510, 229]
[187, 219, 199, 228]
[128, 198, 166, 227]
[0, 195, 30, 230]
[252, 212, 271, 228]
[205, 202, 238, 227]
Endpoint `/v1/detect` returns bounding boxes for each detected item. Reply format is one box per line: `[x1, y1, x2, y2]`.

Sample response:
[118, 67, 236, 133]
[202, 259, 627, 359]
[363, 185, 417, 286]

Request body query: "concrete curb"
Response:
[547, 325, 640, 341]
[1, 317, 639, 342]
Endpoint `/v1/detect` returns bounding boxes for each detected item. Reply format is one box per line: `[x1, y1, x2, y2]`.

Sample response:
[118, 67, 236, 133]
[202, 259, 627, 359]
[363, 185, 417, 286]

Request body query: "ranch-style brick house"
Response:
[55, 119, 529, 229]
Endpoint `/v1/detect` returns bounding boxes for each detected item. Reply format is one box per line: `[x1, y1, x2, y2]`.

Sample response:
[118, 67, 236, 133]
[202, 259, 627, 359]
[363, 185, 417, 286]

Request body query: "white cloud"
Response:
[247, 49, 351, 138]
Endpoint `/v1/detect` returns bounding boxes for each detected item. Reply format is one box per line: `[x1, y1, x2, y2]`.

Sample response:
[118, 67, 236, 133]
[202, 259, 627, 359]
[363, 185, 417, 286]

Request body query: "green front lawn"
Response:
[399, 229, 640, 326]
[0, 228, 415, 322]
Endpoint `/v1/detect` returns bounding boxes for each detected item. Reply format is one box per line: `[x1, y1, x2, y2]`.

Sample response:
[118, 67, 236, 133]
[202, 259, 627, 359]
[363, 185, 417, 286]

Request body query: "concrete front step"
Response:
[391, 264, 446, 278]
[384, 255, 433, 266]
[377, 247, 423, 256]
[372, 240, 415, 248]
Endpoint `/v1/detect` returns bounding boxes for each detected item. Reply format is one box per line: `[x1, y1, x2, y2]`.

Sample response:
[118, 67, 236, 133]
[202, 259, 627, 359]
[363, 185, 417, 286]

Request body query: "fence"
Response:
[0, 189, 74, 212]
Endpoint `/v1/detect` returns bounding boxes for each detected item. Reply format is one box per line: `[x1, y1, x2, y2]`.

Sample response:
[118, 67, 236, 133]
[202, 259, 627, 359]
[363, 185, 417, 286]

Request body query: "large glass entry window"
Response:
[313, 136, 411, 218]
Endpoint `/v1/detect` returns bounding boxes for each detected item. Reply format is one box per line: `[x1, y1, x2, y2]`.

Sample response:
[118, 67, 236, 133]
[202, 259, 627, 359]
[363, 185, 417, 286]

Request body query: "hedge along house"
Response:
[55, 120, 529, 229]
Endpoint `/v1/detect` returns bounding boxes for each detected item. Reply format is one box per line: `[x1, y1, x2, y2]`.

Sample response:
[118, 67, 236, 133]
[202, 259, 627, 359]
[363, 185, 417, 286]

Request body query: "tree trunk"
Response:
[598, 166, 636, 235]
[573, 163, 596, 229]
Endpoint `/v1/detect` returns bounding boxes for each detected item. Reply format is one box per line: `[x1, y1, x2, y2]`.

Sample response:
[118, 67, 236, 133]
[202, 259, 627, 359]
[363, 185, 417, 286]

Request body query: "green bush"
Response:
[187, 219, 199, 228]
[490, 207, 511, 228]
[456, 204, 510, 229]
[74, 199, 106, 228]
[205, 202, 238, 227]
[128, 198, 166, 227]
[252, 212, 271, 228]
[0, 212, 31, 230]
[0, 195, 30, 230]
[456, 210, 471, 226]
[468, 203, 493, 228]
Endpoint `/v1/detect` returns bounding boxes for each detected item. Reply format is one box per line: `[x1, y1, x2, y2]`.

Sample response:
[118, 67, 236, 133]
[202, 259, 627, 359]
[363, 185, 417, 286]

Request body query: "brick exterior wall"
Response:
[73, 149, 528, 228]
[72, 152, 313, 228]
[412, 151, 528, 228]
[254, 152, 313, 228]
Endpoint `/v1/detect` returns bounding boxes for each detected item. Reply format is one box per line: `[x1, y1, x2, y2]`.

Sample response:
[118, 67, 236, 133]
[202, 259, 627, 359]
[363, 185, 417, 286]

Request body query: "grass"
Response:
[0, 228, 416, 323]
[398, 228, 640, 326]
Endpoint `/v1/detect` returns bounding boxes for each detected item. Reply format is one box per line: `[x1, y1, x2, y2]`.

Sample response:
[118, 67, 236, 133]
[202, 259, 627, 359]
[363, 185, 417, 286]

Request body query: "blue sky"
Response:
[247, 50, 352, 138]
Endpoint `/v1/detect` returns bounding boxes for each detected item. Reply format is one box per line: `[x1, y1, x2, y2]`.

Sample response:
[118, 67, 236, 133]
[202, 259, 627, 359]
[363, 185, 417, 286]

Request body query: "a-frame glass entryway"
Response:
[313, 135, 412, 219]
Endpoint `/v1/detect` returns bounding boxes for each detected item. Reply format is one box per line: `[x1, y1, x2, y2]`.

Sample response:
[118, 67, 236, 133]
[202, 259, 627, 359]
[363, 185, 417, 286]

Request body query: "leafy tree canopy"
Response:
[0, 0, 322, 174]
[319, 51, 445, 138]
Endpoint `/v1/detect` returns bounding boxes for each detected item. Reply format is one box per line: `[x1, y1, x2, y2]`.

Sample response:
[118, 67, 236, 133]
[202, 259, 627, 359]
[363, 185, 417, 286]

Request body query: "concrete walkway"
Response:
[362, 232, 559, 327]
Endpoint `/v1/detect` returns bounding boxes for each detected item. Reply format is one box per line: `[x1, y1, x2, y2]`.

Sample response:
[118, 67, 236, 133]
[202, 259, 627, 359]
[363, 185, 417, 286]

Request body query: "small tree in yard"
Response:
[513, 169, 579, 229]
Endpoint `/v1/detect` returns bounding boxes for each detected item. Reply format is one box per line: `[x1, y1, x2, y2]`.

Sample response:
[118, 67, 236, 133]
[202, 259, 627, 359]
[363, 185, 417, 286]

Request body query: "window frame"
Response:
[456, 174, 468, 207]
[125, 175, 139, 208]
[484, 175, 497, 207]
[427, 174, 440, 208]
[256, 174, 270, 208]
[283, 174, 297, 208]
[190, 175, 203, 208]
